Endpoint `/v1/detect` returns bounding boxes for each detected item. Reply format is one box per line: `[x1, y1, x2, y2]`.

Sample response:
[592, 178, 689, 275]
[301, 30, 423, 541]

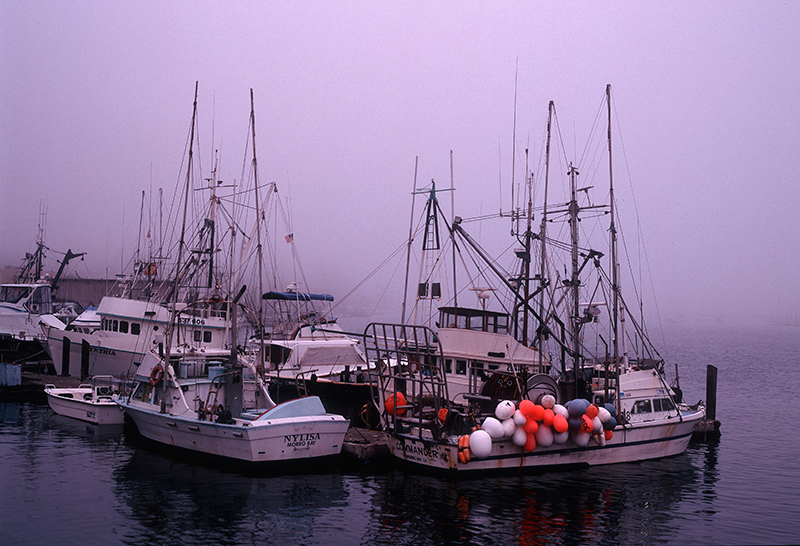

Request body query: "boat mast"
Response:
[401, 157, 419, 324]
[162, 81, 198, 413]
[538, 101, 554, 369]
[250, 89, 266, 374]
[519, 148, 533, 345]
[607, 84, 625, 376]
[568, 162, 582, 381]
[450, 150, 457, 310]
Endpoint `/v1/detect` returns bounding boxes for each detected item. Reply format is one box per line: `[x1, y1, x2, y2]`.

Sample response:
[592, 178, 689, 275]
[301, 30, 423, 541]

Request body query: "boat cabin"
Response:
[438, 306, 509, 334]
[0, 283, 53, 314]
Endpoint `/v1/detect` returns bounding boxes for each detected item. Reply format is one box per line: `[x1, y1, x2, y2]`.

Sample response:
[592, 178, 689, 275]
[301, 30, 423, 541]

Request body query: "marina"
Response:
[2, 87, 722, 476]
[1, 320, 795, 546]
[3, 1, 798, 543]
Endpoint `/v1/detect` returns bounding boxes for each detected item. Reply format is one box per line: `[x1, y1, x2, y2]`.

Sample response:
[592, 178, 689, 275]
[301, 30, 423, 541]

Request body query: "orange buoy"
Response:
[524, 432, 537, 452]
[458, 434, 471, 464]
[542, 408, 555, 427]
[580, 414, 593, 433]
[438, 408, 449, 422]
[519, 399, 535, 416]
[585, 404, 599, 419]
[552, 413, 569, 434]
[523, 417, 539, 434]
[385, 392, 407, 416]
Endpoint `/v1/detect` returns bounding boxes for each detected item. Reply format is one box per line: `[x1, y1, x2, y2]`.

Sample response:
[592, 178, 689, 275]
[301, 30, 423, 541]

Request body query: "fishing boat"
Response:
[256, 288, 379, 427]
[42, 176, 237, 379]
[44, 375, 125, 425]
[119, 85, 350, 466]
[364, 86, 705, 475]
[1, 226, 83, 368]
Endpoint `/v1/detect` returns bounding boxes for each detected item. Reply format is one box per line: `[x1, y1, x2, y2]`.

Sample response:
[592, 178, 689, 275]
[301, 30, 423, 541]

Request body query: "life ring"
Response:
[457, 434, 471, 464]
[149, 364, 164, 386]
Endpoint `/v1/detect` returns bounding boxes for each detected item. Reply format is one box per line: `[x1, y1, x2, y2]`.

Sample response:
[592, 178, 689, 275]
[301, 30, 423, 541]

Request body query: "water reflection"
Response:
[114, 447, 355, 546]
[1, 401, 723, 546]
[365, 453, 706, 546]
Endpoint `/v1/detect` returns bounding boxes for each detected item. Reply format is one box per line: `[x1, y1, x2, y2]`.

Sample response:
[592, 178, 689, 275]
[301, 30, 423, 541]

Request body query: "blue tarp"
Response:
[262, 291, 334, 302]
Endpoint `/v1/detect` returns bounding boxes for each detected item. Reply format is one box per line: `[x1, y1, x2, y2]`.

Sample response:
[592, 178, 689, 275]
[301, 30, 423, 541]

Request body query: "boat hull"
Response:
[45, 389, 125, 425]
[389, 409, 704, 475]
[45, 327, 140, 377]
[123, 404, 350, 465]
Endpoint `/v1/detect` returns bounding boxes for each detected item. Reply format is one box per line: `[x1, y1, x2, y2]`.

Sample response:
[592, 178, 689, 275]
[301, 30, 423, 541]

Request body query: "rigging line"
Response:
[612, 99, 667, 356]
[551, 105, 572, 176]
[594, 262, 662, 362]
[329, 237, 409, 316]
[578, 92, 608, 170]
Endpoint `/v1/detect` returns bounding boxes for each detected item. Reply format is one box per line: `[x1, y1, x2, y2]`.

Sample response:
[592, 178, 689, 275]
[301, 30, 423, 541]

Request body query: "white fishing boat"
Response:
[44, 375, 125, 425]
[43, 294, 234, 378]
[365, 86, 705, 475]
[118, 85, 350, 467]
[257, 289, 378, 426]
[43, 172, 240, 381]
[120, 349, 349, 465]
[1, 232, 82, 367]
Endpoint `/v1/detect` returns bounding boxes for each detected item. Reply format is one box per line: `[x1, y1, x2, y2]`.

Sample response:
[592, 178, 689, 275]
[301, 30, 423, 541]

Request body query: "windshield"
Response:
[0, 286, 31, 304]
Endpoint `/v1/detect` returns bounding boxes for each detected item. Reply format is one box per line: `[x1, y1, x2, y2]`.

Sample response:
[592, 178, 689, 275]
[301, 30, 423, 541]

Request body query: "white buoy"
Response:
[512, 426, 528, 446]
[597, 406, 611, 423]
[513, 409, 527, 426]
[541, 394, 556, 409]
[553, 430, 570, 444]
[482, 417, 505, 439]
[535, 424, 554, 447]
[573, 430, 591, 447]
[592, 416, 603, 434]
[470, 429, 493, 458]
[495, 400, 516, 420]
[553, 404, 569, 418]
[501, 417, 517, 437]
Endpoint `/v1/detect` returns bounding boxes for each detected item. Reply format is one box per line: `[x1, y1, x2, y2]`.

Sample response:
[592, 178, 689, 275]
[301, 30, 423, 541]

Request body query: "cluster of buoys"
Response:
[460, 396, 619, 462]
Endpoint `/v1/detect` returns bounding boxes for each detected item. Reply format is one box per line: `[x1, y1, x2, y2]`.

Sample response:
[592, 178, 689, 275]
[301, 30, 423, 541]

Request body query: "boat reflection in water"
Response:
[114, 445, 356, 544]
[112, 436, 717, 546]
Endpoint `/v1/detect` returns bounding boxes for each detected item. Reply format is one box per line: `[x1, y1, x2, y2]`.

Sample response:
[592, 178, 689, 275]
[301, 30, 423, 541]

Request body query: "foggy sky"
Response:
[2, 1, 799, 325]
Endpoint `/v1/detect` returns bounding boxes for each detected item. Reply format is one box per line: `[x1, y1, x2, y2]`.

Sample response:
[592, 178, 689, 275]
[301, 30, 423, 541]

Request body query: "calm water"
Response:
[2, 322, 798, 546]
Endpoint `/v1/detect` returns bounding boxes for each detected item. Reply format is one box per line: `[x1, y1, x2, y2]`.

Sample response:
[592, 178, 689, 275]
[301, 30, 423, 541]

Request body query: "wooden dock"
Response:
[0, 370, 84, 401]
[342, 427, 390, 464]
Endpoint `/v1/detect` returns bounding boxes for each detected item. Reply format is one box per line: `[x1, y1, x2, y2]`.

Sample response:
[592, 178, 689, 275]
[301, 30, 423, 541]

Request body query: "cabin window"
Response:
[632, 399, 652, 414]
[444, 358, 452, 374]
[653, 398, 673, 412]
[112, 320, 118, 332]
[194, 330, 201, 342]
[119, 321, 129, 334]
[132, 383, 151, 402]
[203, 331, 212, 343]
[269, 344, 292, 366]
[131, 323, 140, 335]
[456, 359, 467, 375]
[496, 315, 509, 334]
[0, 286, 30, 304]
